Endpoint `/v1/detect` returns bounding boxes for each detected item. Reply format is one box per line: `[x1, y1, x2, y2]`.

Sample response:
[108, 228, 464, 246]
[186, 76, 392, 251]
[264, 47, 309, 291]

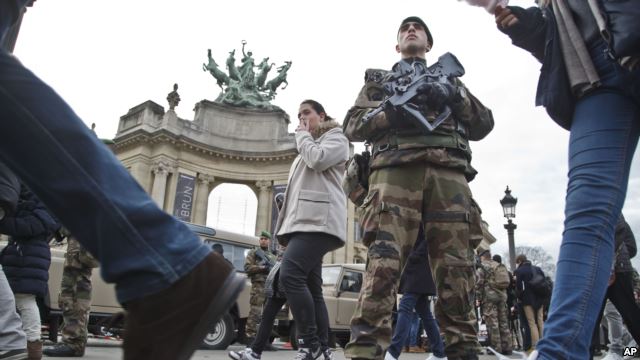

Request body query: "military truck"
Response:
[43, 223, 257, 350]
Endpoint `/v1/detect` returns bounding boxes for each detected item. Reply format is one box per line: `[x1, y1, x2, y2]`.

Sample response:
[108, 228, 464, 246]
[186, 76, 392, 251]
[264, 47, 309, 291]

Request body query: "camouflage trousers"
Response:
[344, 164, 482, 360]
[245, 282, 266, 339]
[483, 300, 512, 353]
[59, 238, 96, 351]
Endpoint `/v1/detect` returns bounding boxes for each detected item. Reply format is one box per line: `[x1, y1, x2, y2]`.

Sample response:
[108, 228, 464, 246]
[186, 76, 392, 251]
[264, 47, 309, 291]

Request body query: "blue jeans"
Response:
[404, 312, 419, 347]
[536, 41, 640, 360]
[0, 1, 211, 303]
[388, 293, 445, 358]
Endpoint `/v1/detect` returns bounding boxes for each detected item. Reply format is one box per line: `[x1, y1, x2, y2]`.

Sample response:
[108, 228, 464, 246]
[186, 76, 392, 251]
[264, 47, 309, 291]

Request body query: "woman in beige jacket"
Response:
[274, 99, 349, 360]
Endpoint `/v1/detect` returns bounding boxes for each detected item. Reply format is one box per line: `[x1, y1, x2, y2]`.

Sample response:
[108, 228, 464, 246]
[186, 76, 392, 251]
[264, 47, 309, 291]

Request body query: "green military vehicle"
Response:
[43, 223, 257, 350]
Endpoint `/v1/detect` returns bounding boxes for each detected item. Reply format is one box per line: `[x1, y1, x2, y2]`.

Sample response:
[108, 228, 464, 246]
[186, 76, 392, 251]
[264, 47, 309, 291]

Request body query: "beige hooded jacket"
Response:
[274, 120, 350, 245]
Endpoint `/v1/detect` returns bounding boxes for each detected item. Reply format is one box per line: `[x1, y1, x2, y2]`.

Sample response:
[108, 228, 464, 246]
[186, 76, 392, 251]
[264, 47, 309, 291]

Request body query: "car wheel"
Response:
[201, 313, 235, 350]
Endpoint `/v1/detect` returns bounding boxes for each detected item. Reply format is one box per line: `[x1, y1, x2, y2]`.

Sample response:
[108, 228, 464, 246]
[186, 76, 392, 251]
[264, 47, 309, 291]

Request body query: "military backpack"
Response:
[342, 148, 370, 207]
[492, 263, 511, 290]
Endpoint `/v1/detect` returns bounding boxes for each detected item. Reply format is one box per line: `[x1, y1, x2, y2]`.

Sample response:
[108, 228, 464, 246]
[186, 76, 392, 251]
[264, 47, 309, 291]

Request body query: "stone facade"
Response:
[112, 99, 365, 264]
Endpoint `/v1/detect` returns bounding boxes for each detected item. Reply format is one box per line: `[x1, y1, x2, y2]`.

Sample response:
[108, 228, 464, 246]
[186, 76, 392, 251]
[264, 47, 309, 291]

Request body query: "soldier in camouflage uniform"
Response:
[244, 231, 277, 343]
[475, 250, 512, 355]
[44, 236, 99, 357]
[343, 17, 493, 360]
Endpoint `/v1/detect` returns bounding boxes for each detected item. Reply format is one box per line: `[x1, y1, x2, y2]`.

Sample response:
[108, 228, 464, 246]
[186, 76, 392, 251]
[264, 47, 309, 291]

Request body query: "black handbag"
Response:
[600, 0, 640, 58]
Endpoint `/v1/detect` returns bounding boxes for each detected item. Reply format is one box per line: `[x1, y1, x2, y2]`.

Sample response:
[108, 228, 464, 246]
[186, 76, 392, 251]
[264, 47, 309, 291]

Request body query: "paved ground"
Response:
[40, 339, 609, 359]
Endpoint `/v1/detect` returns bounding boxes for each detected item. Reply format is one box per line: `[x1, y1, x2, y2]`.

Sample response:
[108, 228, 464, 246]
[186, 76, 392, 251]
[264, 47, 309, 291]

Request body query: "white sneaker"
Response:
[322, 348, 333, 360]
[228, 348, 260, 360]
[384, 352, 397, 360]
[527, 350, 538, 360]
[601, 352, 623, 360]
[293, 347, 322, 360]
[426, 354, 448, 360]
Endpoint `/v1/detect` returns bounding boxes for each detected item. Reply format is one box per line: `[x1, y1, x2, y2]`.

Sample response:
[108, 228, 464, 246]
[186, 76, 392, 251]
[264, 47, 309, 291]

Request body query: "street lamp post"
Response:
[500, 186, 518, 271]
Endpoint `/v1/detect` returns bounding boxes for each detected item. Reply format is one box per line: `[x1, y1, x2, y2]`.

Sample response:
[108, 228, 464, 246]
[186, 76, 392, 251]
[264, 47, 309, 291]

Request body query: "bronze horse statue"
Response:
[203, 49, 230, 89]
[255, 57, 275, 88]
[262, 61, 292, 98]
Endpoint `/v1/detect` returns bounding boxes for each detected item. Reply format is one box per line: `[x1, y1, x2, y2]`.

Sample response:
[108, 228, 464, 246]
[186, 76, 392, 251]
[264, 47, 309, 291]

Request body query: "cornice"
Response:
[113, 129, 298, 162]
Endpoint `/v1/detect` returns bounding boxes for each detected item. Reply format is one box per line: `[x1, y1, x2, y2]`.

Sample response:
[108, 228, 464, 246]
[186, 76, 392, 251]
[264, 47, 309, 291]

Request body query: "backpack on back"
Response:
[528, 266, 553, 298]
[492, 263, 511, 290]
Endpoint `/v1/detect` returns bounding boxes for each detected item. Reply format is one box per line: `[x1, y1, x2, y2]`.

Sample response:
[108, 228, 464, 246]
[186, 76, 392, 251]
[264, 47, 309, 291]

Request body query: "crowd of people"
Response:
[1, 1, 639, 360]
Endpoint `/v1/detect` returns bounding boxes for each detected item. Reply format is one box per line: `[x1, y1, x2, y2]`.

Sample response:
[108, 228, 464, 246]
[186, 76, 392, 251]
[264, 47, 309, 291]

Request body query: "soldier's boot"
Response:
[42, 343, 84, 357]
[123, 252, 244, 360]
[26, 341, 41, 360]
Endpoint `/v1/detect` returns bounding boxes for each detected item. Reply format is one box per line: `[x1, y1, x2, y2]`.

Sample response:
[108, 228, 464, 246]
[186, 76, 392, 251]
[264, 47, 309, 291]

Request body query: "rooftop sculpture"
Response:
[203, 40, 292, 110]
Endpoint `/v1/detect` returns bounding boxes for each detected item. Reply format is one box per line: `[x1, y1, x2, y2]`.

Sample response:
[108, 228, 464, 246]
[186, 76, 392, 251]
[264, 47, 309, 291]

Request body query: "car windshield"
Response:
[322, 266, 341, 286]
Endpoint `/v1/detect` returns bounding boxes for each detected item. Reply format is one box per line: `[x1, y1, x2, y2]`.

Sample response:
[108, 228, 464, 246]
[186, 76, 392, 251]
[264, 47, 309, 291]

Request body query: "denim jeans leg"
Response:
[0, 265, 26, 350]
[416, 296, 445, 357]
[406, 313, 419, 347]
[388, 293, 418, 358]
[0, 50, 210, 303]
[536, 76, 640, 358]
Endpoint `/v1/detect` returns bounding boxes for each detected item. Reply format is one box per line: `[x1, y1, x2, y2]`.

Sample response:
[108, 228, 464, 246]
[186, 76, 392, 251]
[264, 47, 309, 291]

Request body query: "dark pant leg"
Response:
[608, 272, 640, 344]
[517, 304, 531, 351]
[415, 295, 445, 358]
[251, 296, 286, 355]
[589, 300, 606, 359]
[309, 261, 330, 350]
[388, 293, 419, 358]
[279, 232, 341, 349]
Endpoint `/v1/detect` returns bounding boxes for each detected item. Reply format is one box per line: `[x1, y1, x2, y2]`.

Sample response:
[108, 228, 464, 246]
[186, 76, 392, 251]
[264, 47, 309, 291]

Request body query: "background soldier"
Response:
[343, 16, 494, 360]
[44, 235, 99, 357]
[476, 250, 513, 355]
[244, 230, 276, 346]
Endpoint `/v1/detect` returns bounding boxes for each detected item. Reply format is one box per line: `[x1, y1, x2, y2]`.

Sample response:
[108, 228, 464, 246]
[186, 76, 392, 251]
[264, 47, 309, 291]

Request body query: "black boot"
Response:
[42, 343, 84, 357]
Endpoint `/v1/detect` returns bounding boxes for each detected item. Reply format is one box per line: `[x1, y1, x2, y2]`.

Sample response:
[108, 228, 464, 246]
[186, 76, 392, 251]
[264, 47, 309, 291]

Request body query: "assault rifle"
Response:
[362, 52, 465, 132]
[255, 247, 276, 272]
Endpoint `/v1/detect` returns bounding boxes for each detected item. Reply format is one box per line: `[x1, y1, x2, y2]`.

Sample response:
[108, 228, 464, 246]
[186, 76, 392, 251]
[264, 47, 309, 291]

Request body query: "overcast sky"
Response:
[14, 0, 639, 270]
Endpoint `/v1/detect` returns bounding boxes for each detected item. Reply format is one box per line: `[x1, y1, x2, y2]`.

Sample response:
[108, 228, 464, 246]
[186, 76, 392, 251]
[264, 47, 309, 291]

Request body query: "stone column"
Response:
[255, 180, 272, 235]
[194, 174, 214, 225]
[150, 162, 170, 209]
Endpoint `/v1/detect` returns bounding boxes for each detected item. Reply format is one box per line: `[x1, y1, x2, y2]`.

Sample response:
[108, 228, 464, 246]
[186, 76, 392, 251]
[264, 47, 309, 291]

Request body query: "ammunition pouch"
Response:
[342, 150, 371, 206]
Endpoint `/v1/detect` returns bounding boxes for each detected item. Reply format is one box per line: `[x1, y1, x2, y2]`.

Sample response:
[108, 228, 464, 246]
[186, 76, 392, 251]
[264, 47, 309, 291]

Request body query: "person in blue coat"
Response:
[0, 184, 59, 359]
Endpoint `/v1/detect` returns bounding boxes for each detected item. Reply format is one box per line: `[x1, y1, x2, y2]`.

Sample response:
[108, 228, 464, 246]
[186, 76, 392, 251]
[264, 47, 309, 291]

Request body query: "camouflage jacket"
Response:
[343, 61, 494, 179]
[244, 247, 277, 284]
[476, 259, 507, 303]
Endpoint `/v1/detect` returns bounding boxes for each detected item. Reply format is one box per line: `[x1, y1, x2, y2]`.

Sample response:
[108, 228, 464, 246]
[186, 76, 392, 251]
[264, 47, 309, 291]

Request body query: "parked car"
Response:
[43, 223, 256, 350]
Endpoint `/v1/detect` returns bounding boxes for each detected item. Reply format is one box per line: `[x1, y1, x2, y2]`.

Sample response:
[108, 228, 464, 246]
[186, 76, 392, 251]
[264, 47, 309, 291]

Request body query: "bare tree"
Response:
[504, 246, 556, 279]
